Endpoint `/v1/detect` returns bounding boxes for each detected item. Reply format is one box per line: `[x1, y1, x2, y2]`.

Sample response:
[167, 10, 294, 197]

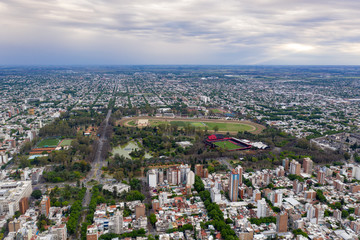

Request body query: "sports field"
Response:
[60, 139, 73, 146]
[37, 138, 60, 147]
[210, 108, 225, 114]
[213, 141, 241, 150]
[120, 117, 265, 134]
[149, 120, 254, 132]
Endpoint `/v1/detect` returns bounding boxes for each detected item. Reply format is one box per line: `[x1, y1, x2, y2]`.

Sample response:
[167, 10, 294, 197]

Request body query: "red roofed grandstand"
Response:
[204, 134, 251, 151]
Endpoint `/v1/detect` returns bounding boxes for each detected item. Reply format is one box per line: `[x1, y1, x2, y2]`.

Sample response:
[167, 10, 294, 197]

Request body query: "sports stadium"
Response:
[204, 134, 252, 151]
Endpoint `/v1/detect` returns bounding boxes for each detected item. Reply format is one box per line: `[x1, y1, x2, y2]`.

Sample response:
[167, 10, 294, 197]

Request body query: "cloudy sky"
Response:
[1, 0, 360, 65]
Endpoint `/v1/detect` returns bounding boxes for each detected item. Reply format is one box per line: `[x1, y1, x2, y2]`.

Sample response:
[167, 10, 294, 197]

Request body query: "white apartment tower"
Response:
[147, 169, 157, 188]
[257, 198, 267, 218]
[113, 209, 123, 234]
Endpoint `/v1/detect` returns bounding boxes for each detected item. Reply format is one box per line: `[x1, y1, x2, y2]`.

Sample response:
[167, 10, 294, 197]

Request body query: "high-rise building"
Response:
[302, 158, 313, 174]
[195, 164, 203, 178]
[253, 189, 261, 202]
[159, 192, 167, 206]
[147, 169, 157, 188]
[135, 204, 146, 220]
[355, 204, 360, 216]
[334, 209, 342, 221]
[353, 167, 360, 180]
[276, 212, 288, 232]
[315, 205, 324, 224]
[113, 209, 123, 234]
[304, 190, 316, 201]
[274, 190, 283, 207]
[307, 204, 315, 220]
[236, 166, 243, 185]
[334, 180, 345, 191]
[19, 197, 29, 214]
[317, 170, 325, 185]
[282, 158, 289, 172]
[185, 185, 191, 196]
[203, 168, 209, 178]
[290, 160, 301, 176]
[28, 108, 35, 115]
[158, 169, 164, 184]
[350, 221, 360, 234]
[0, 181, 32, 217]
[152, 199, 160, 211]
[8, 219, 21, 233]
[257, 198, 267, 218]
[186, 171, 195, 187]
[180, 164, 191, 183]
[263, 172, 270, 185]
[87, 225, 98, 240]
[276, 166, 285, 177]
[40, 195, 51, 217]
[52, 224, 67, 240]
[229, 168, 240, 202]
[172, 168, 181, 185]
[210, 187, 222, 203]
[167, 167, 181, 185]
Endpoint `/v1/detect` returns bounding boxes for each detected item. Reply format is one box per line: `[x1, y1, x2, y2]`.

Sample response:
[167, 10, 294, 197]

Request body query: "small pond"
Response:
[112, 141, 152, 159]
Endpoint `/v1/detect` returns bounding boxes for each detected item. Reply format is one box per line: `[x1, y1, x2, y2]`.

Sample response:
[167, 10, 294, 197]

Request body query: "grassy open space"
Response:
[213, 140, 241, 150]
[210, 108, 225, 114]
[60, 139, 73, 146]
[148, 120, 254, 132]
[120, 117, 265, 134]
[37, 138, 60, 147]
[127, 120, 136, 126]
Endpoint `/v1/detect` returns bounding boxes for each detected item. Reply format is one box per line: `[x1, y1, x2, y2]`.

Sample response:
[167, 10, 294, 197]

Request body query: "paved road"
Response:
[83, 109, 112, 205]
[69, 110, 112, 240]
[218, 157, 233, 171]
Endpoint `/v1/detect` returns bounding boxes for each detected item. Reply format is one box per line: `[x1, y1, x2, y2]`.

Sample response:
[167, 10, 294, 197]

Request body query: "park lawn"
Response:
[37, 138, 60, 147]
[60, 139, 73, 147]
[213, 140, 241, 150]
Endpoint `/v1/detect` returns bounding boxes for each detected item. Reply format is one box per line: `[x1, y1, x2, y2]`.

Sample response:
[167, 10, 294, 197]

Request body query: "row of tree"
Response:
[81, 186, 101, 240]
[194, 176, 238, 240]
[67, 187, 87, 234]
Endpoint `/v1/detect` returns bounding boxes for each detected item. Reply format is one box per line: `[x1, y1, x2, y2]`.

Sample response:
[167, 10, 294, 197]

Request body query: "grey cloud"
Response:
[0, 0, 360, 64]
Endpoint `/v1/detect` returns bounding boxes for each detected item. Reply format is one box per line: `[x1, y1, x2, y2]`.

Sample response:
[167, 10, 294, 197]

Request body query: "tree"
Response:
[341, 210, 349, 218]
[149, 213, 157, 225]
[213, 125, 219, 133]
[130, 179, 141, 191]
[114, 171, 125, 182]
[31, 189, 42, 199]
[18, 155, 31, 168]
[125, 191, 145, 201]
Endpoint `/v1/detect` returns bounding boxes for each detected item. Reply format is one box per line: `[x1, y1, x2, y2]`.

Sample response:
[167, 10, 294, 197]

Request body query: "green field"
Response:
[148, 120, 254, 132]
[60, 139, 73, 146]
[127, 120, 136, 126]
[37, 138, 60, 147]
[210, 108, 224, 114]
[213, 140, 241, 150]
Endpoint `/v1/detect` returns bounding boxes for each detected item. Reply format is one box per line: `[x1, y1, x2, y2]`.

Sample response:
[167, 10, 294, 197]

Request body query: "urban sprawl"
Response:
[0, 66, 360, 240]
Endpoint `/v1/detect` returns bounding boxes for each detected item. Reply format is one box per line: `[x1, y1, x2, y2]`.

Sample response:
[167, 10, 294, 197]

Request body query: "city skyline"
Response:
[1, 0, 360, 65]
